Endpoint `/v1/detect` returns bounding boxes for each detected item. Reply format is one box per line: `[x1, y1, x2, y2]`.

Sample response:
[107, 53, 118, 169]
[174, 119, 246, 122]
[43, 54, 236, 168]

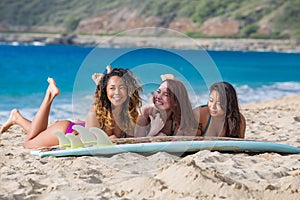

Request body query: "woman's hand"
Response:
[148, 113, 164, 137]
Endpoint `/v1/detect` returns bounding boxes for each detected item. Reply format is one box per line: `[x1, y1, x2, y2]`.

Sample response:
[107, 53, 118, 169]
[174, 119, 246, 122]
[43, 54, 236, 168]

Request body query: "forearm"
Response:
[134, 115, 149, 137]
[134, 123, 148, 137]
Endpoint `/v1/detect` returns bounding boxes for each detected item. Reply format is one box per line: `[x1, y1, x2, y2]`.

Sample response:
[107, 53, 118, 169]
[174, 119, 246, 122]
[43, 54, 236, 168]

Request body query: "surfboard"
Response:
[31, 126, 300, 157]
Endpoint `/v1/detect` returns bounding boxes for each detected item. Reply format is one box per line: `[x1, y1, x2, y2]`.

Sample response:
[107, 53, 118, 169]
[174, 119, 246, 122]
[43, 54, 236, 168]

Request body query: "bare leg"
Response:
[2, 78, 71, 149]
[22, 78, 68, 149]
[23, 78, 72, 149]
[0, 109, 31, 133]
[25, 78, 60, 141]
[24, 120, 70, 149]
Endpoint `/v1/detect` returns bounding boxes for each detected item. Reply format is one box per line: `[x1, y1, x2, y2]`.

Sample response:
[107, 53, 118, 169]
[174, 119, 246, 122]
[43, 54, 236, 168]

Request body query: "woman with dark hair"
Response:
[135, 78, 198, 137]
[193, 82, 246, 138]
[0, 67, 142, 148]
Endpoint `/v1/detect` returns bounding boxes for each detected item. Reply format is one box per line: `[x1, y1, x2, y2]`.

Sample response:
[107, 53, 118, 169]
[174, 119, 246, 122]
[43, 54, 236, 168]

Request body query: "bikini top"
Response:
[201, 115, 211, 136]
[169, 118, 175, 136]
[200, 105, 211, 136]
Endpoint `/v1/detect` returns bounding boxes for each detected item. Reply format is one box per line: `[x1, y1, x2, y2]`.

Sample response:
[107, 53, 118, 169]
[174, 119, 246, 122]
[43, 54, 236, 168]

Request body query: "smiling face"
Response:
[208, 90, 225, 117]
[106, 76, 128, 108]
[153, 81, 172, 111]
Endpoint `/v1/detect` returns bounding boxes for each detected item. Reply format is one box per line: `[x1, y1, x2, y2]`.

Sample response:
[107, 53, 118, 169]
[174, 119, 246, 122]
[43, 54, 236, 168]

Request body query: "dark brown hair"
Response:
[210, 82, 242, 137]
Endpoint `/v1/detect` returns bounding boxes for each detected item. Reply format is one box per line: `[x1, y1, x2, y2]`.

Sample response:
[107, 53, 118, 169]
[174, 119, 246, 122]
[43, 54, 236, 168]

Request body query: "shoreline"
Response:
[1, 32, 300, 52]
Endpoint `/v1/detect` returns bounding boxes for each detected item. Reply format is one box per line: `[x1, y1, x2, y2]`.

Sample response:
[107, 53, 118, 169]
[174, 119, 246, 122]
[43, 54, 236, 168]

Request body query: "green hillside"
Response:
[0, 0, 299, 39]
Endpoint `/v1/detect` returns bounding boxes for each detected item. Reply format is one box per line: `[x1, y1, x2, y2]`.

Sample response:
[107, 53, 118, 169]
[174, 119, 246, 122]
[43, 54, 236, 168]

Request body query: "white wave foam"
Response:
[0, 82, 299, 125]
[236, 82, 300, 103]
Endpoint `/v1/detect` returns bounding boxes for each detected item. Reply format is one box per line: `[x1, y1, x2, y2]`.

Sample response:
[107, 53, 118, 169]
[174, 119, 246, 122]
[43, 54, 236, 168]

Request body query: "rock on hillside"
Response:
[200, 17, 240, 36]
[76, 8, 163, 34]
[75, 8, 239, 37]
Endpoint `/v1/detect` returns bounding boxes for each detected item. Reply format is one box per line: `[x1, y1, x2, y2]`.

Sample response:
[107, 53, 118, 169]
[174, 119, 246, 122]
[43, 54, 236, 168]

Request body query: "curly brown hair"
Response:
[210, 82, 242, 138]
[93, 68, 142, 135]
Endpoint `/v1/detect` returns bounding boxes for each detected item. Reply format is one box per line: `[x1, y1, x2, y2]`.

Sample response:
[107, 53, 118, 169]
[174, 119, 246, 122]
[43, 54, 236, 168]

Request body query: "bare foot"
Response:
[47, 77, 60, 98]
[106, 65, 113, 73]
[92, 73, 104, 85]
[92, 66, 113, 85]
[161, 74, 174, 81]
[0, 109, 19, 133]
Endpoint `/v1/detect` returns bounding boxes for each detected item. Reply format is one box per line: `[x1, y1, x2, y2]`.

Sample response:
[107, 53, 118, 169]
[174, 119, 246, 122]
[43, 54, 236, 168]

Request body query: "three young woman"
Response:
[1, 68, 245, 149]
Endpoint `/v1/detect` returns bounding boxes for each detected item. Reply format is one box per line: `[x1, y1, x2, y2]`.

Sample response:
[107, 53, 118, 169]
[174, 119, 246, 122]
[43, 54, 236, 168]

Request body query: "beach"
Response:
[0, 94, 299, 199]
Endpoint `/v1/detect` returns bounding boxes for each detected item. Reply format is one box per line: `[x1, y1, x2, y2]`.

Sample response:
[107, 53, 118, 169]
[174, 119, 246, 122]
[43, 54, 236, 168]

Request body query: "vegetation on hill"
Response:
[0, 0, 299, 40]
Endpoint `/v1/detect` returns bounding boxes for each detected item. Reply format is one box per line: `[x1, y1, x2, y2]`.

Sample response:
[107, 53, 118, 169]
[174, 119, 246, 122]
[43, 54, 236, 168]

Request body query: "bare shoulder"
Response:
[197, 105, 209, 118]
[193, 106, 200, 113]
[193, 105, 209, 112]
[199, 106, 209, 115]
[193, 105, 209, 119]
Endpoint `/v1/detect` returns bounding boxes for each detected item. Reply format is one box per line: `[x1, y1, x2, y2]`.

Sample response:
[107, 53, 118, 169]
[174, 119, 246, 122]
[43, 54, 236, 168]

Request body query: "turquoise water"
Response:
[0, 44, 299, 123]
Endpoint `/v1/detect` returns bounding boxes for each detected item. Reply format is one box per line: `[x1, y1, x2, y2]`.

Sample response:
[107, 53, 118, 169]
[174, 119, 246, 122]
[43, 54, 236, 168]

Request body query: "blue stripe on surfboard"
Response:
[31, 140, 300, 157]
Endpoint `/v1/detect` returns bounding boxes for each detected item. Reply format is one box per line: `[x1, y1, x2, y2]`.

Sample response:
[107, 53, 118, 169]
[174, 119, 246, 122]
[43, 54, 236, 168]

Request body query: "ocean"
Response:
[0, 44, 299, 124]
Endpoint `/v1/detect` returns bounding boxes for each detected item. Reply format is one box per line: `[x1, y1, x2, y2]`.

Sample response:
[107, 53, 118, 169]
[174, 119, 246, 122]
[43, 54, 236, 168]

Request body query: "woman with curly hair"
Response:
[0, 67, 142, 148]
[193, 82, 246, 138]
[86, 67, 142, 139]
[135, 78, 198, 137]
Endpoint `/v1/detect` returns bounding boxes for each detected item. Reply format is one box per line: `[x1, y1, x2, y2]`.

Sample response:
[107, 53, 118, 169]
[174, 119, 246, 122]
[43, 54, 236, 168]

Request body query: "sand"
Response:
[0, 94, 299, 200]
